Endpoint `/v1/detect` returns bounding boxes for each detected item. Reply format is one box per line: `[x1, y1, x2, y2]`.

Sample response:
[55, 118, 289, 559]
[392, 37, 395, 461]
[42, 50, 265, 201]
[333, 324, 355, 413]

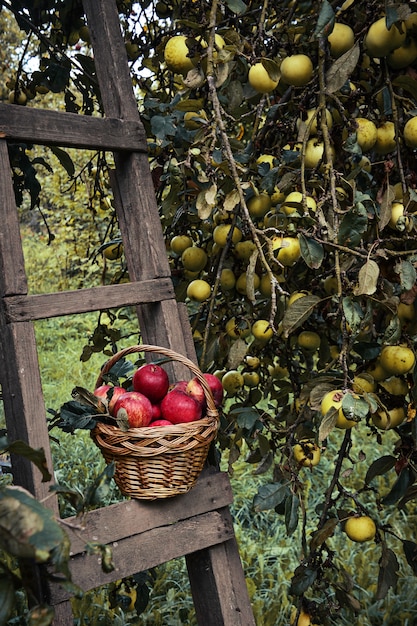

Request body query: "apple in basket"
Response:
[94, 385, 126, 414]
[132, 363, 170, 403]
[112, 391, 153, 428]
[150, 419, 174, 427]
[160, 388, 203, 424]
[186, 373, 224, 408]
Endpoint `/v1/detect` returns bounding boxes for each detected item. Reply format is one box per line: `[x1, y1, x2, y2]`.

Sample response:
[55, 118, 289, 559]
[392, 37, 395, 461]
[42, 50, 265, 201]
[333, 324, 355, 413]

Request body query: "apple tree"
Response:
[2, 0, 417, 623]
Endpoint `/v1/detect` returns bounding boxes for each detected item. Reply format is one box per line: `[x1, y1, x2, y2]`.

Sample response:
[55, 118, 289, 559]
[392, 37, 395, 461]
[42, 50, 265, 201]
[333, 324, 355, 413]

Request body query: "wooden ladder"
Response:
[0, 1, 255, 624]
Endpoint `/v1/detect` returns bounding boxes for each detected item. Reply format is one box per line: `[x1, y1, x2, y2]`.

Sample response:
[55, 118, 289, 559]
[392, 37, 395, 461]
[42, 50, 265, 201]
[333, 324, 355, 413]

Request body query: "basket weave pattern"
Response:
[91, 345, 219, 500]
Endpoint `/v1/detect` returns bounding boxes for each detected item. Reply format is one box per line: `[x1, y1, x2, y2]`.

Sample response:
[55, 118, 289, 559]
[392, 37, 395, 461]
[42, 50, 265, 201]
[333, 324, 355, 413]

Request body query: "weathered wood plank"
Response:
[4, 278, 175, 322]
[0, 320, 57, 509]
[62, 471, 233, 556]
[0, 103, 147, 151]
[51, 508, 235, 603]
[187, 530, 257, 626]
[0, 140, 28, 296]
[83, 0, 193, 379]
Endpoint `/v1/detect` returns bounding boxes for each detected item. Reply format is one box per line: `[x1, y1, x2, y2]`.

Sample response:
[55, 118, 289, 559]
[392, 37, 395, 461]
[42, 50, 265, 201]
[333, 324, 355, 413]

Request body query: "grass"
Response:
[2, 226, 417, 625]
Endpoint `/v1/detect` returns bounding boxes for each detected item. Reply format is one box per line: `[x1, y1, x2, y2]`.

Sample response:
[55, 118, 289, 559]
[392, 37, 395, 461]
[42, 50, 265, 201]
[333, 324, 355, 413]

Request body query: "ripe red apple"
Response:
[186, 378, 205, 406]
[151, 402, 162, 420]
[108, 386, 127, 415]
[170, 380, 188, 392]
[160, 388, 202, 424]
[149, 419, 174, 427]
[132, 363, 169, 403]
[204, 373, 224, 407]
[112, 391, 153, 428]
[186, 373, 224, 408]
[94, 384, 126, 414]
[94, 384, 111, 403]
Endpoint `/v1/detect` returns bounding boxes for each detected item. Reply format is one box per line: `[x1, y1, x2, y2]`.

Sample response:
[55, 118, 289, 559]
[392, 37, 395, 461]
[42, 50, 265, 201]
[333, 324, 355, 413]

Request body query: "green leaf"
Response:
[365, 456, 397, 485]
[382, 314, 402, 345]
[338, 203, 368, 247]
[290, 564, 317, 596]
[310, 518, 339, 552]
[282, 295, 320, 337]
[56, 400, 102, 433]
[0, 486, 67, 563]
[232, 406, 261, 431]
[314, 0, 335, 37]
[253, 482, 289, 512]
[382, 467, 413, 506]
[4, 440, 51, 483]
[325, 42, 360, 94]
[150, 115, 177, 140]
[353, 260, 379, 296]
[395, 260, 417, 291]
[43, 58, 71, 92]
[50, 146, 75, 178]
[299, 235, 324, 269]
[342, 297, 364, 332]
[352, 341, 381, 361]
[285, 493, 299, 536]
[392, 75, 417, 102]
[87, 543, 115, 574]
[402, 540, 417, 575]
[378, 185, 395, 231]
[319, 406, 338, 442]
[224, 0, 247, 15]
[341, 392, 368, 422]
[376, 545, 399, 600]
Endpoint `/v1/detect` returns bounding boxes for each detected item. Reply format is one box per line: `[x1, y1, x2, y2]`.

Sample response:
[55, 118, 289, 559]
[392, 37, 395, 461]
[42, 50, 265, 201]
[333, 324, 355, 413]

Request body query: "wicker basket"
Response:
[91, 344, 219, 500]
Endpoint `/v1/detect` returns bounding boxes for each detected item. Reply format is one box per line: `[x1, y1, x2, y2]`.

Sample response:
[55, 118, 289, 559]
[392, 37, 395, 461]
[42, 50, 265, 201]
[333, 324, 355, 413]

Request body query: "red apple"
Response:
[186, 374, 224, 408]
[186, 378, 205, 406]
[94, 384, 126, 414]
[151, 402, 162, 420]
[94, 384, 111, 403]
[108, 386, 127, 415]
[132, 363, 169, 403]
[170, 380, 188, 392]
[160, 388, 202, 424]
[203, 373, 224, 407]
[149, 419, 174, 427]
[112, 391, 153, 428]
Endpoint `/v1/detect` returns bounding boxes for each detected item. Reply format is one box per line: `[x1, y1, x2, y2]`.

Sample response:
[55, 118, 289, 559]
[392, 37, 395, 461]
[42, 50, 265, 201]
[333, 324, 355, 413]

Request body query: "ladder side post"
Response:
[186, 511, 256, 626]
[0, 140, 28, 295]
[0, 139, 57, 508]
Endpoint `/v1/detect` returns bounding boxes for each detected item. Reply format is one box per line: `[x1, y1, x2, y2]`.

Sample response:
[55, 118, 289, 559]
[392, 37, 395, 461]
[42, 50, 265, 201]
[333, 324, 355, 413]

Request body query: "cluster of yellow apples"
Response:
[319, 343, 415, 433]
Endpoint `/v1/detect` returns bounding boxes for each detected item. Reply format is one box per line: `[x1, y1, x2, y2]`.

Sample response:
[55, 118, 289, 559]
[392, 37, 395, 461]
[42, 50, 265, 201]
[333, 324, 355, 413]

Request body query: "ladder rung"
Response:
[0, 103, 147, 152]
[4, 278, 175, 321]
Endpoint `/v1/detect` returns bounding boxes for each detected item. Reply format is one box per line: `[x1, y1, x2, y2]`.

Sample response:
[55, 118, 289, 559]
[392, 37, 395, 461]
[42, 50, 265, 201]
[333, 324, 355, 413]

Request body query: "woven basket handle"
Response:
[95, 344, 219, 421]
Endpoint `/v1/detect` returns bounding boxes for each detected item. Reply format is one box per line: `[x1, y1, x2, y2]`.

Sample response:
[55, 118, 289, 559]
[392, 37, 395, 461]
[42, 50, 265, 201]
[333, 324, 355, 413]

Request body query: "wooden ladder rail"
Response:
[0, 0, 256, 623]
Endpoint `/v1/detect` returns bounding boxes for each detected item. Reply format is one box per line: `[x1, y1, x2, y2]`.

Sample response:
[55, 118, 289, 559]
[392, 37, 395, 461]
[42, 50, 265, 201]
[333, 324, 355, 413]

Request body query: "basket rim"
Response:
[95, 343, 219, 421]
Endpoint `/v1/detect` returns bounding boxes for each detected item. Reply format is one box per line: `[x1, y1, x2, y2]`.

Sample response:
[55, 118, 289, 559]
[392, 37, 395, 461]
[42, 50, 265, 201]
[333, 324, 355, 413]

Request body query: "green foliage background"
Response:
[1, 0, 417, 624]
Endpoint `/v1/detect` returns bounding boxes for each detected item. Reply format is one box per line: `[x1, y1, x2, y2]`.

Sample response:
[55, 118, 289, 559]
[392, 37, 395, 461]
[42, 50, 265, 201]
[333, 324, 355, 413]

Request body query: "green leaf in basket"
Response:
[116, 414, 130, 432]
[71, 386, 107, 412]
[104, 358, 135, 385]
[56, 401, 102, 433]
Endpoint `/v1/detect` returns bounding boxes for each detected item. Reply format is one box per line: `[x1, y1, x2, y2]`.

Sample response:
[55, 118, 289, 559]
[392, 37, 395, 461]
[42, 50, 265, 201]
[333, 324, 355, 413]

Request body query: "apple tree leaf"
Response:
[253, 482, 289, 512]
[376, 545, 399, 600]
[365, 455, 397, 485]
[402, 540, 417, 575]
